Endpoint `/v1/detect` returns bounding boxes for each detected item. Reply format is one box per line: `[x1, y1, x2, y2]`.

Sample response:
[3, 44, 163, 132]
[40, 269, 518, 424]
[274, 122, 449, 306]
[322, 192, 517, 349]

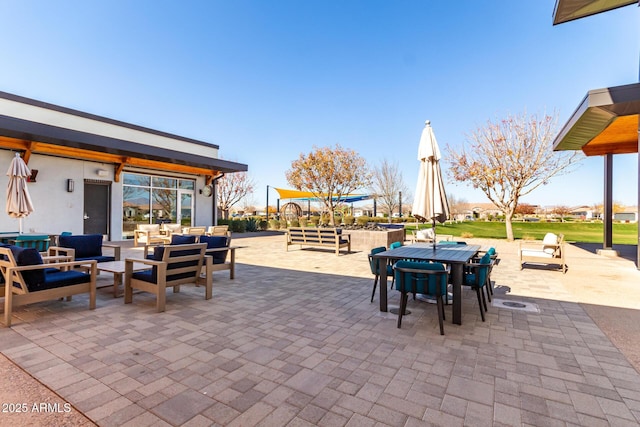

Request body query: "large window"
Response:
[122, 172, 195, 239]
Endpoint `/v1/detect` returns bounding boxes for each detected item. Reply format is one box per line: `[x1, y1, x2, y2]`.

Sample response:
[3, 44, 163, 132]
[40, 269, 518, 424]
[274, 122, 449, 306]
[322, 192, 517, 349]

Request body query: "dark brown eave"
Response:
[552, 0, 638, 25]
[553, 83, 640, 156]
[0, 91, 247, 182]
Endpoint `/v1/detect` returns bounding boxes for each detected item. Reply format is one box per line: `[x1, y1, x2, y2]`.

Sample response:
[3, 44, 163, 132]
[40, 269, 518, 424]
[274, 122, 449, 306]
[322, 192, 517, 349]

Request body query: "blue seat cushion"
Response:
[199, 236, 229, 264]
[133, 245, 202, 283]
[39, 270, 91, 291]
[76, 255, 115, 263]
[394, 260, 447, 296]
[9, 245, 45, 291]
[58, 234, 103, 258]
[171, 234, 196, 245]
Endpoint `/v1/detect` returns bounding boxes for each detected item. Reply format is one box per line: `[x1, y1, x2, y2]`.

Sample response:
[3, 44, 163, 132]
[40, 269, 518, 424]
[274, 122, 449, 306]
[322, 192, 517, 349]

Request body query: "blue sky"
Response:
[1, 1, 639, 210]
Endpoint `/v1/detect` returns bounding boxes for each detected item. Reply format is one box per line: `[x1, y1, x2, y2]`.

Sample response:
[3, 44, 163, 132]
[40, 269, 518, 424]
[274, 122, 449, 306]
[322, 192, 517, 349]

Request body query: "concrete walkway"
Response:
[1, 233, 639, 426]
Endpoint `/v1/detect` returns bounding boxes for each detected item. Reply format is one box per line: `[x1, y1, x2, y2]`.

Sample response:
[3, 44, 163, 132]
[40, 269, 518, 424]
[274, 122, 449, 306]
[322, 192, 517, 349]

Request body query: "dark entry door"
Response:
[84, 181, 110, 236]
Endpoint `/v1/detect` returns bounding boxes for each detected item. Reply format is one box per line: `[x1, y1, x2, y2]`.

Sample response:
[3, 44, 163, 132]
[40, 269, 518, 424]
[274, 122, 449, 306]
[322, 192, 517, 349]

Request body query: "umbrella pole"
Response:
[432, 218, 436, 250]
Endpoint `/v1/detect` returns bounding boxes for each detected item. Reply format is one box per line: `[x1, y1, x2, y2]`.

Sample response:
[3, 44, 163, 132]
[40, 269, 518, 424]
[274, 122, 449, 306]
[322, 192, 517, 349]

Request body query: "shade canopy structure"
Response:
[412, 121, 450, 248]
[553, 82, 640, 266]
[6, 152, 34, 233]
[552, 0, 637, 25]
[274, 188, 372, 204]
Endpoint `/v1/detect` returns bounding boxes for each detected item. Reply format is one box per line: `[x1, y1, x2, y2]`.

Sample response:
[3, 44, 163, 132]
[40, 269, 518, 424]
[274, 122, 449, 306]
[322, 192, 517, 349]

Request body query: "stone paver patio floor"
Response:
[1, 233, 639, 426]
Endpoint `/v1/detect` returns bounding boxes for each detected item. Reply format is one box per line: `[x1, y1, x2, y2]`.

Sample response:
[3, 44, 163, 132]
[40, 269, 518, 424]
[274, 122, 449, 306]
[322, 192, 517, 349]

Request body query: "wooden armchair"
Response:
[133, 224, 170, 247]
[183, 227, 206, 236]
[49, 234, 121, 263]
[199, 235, 236, 279]
[0, 246, 97, 327]
[124, 243, 212, 312]
[160, 223, 183, 239]
[206, 225, 231, 237]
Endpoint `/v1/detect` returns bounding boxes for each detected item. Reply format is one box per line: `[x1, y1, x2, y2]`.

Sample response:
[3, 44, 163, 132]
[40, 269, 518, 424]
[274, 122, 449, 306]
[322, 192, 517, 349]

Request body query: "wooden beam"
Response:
[114, 160, 127, 183]
[0, 137, 220, 177]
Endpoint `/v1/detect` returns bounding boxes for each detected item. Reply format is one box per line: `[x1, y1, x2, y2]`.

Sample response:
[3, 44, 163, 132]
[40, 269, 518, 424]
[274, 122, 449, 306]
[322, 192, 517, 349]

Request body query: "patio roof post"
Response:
[604, 153, 614, 250]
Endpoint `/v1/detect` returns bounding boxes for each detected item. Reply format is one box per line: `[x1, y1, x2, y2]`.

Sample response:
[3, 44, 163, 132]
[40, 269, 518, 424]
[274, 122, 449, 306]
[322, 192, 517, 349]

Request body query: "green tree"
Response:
[286, 145, 371, 226]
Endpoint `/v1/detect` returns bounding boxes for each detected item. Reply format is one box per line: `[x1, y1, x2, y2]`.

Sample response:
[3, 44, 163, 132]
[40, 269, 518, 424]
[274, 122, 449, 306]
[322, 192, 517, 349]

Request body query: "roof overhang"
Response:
[553, 83, 640, 156]
[552, 0, 638, 25]
[0, 91, 247, 182]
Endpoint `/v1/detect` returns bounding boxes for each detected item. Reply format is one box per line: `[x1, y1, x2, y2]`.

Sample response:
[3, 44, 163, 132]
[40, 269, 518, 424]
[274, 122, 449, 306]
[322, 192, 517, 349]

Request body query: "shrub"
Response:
[461, 232, 474, 238]
[290, 219, 300, 227]
[343, 215, 355, 225]
[258, 220, 268, 230]
[232, 219, 246, 233]
[356, 216, 370, 226]
[310, 216, 320, 226]
[269, 219, 280, 230]
[245, 217, 258, 232]
[279, 219, 288, 229]
[299, 217, 308, 227]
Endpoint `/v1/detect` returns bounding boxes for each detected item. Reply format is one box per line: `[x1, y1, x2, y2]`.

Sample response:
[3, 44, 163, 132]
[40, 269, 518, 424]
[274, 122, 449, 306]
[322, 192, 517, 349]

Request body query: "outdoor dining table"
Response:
[373, 243, 481, 325]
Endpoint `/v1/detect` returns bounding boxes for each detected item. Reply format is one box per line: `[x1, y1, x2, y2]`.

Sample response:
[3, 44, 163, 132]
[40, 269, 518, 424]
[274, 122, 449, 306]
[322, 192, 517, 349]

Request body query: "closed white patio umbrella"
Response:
[6, 152, 34, 233]
[412, 120, 450, 249]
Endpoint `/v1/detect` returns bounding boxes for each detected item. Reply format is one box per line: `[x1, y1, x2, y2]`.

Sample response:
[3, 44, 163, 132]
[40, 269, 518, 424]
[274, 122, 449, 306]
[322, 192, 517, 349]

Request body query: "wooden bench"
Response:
[286, 227, 351, 256]
[519, 232, 566, 273]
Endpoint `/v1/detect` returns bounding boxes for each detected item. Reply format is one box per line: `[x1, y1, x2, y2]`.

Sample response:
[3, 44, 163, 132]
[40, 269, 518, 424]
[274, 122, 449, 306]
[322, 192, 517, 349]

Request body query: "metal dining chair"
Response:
[368, 246, 394, 302]
[462, 253, 491, 322]
[393, 260, 449, 335]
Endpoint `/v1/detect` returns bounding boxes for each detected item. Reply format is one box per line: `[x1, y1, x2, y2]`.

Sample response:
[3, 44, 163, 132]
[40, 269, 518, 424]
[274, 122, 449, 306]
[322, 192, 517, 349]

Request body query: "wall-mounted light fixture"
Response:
[96, 169, 109, 177]
[67, 179, 74, 193]
[27, 169, 38, 183]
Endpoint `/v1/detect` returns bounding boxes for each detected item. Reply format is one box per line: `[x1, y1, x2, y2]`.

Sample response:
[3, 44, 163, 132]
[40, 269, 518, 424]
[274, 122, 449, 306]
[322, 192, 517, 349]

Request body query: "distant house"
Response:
[613, 208, 638, 222]
[570, 206, 595, 220]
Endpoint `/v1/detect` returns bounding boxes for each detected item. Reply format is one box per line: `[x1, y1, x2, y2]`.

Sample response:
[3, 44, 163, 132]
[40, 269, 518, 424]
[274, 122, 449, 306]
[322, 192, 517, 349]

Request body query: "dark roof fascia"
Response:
[553, 82, 640, 151]
[552, 0, 638, 25]
[0, 90, 219, 150]
[0, 115, 247, 173]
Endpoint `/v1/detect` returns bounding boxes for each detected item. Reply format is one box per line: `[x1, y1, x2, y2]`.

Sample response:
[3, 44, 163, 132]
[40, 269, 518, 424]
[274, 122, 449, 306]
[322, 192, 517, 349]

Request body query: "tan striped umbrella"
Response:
[6, 153, 34, 233]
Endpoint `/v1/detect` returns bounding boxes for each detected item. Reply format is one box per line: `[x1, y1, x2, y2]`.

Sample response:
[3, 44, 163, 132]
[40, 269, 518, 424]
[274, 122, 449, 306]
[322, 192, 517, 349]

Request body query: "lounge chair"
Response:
[124, 243, 212, 312]
[133, 224, 170, 247]
[0, 246, 97, 327]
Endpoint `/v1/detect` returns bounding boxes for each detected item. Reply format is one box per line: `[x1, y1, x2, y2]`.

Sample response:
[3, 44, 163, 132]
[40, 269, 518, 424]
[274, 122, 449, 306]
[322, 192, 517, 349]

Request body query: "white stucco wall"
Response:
[1, 150, 213, 240]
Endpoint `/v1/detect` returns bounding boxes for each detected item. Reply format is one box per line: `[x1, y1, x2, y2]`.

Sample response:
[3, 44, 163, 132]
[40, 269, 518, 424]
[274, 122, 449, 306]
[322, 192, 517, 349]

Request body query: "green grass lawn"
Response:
[407, 221, 638, 245]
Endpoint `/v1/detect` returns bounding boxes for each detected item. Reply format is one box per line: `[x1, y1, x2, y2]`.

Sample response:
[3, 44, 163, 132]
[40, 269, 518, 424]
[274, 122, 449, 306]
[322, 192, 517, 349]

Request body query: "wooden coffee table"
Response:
[97, 260, 150, 298]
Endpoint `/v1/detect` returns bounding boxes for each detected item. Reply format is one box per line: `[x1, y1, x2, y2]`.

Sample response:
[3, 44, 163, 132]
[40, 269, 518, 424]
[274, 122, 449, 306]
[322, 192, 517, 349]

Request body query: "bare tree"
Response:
[286, 145, 371, 225]
[370, 159, 410, 217]
[552, 205, 571, 222]
[447, 111, 582, 240]
[447, 193, 468, 222]
[217, 172, 255, 219]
